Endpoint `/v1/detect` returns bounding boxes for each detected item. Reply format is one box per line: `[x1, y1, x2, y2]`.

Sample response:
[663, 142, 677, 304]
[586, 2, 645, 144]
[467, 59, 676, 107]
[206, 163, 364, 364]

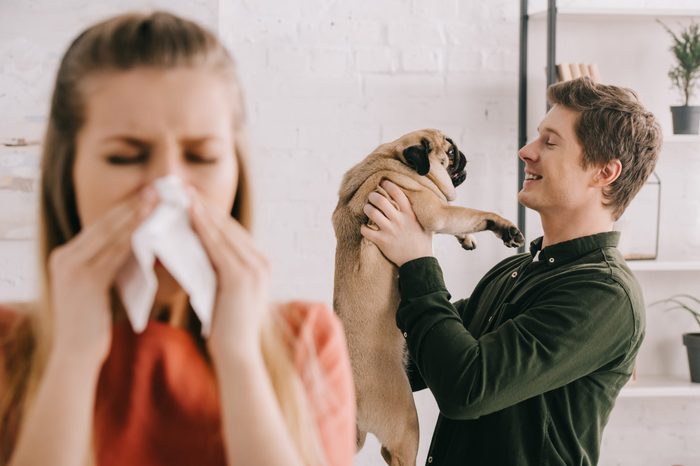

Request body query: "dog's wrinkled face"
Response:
[399, 130, 467, 201]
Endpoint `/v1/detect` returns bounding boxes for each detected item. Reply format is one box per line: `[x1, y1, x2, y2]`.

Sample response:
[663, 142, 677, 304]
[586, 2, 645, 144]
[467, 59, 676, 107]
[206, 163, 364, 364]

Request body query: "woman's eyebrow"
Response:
[100, 135, 224, 147]
[180, 136, 224, 145]
[100, 135, 149, 148]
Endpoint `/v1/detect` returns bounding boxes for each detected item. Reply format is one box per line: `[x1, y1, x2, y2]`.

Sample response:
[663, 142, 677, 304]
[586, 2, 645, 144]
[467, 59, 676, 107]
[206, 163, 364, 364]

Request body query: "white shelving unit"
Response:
[625, 260, 700, 399]
[522, 0, 700, 418]
[627, 261, 700, 272]
[530, 8, 700, 19]
[664, 134, 700, 143]
[621, 375, 700, 398]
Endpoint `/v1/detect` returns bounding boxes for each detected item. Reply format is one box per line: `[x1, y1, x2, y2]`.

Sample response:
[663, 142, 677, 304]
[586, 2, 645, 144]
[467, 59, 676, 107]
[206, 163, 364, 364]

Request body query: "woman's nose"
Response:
[147, 144, 187, 182]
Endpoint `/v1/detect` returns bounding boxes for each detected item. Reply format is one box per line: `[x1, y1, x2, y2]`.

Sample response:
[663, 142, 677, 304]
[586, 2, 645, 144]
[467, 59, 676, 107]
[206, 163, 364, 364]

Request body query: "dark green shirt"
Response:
[397, 232, 644, 466]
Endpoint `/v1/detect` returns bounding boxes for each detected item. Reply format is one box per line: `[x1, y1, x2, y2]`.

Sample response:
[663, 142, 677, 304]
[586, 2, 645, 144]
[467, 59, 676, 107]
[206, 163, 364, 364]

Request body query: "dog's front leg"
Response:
[408, 192, 525, 249]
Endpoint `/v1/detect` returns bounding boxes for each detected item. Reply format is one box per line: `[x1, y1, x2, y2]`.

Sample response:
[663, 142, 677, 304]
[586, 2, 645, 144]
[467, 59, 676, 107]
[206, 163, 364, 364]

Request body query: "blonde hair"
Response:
[1, 11, 325, 465]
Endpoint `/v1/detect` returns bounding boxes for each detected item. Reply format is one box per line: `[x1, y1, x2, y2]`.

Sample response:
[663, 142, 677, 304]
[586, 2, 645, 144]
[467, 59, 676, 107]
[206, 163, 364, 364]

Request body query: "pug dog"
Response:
[332, 129, 524, 466]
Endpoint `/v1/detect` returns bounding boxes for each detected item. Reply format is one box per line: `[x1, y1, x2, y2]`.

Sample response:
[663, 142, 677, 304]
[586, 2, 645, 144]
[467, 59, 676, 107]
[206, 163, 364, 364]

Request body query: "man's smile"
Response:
[524, 171, 542, 181]
[523, 170, 542, 188]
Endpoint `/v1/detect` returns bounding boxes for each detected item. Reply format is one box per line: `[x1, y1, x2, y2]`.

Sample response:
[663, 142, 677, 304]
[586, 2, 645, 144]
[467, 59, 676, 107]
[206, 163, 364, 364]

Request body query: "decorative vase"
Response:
[670, 105, 700, 134]
[682, 332, 700, 383]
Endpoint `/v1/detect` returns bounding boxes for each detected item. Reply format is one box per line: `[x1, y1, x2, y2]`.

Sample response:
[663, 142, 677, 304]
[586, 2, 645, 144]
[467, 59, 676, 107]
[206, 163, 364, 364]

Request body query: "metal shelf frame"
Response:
[517, 0, 557, 252]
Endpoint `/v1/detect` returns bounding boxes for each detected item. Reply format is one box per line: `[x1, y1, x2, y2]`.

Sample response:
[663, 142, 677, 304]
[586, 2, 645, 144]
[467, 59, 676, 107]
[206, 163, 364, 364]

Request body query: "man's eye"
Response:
[186, 152, 218, 164]
[106, 154, 147, 165]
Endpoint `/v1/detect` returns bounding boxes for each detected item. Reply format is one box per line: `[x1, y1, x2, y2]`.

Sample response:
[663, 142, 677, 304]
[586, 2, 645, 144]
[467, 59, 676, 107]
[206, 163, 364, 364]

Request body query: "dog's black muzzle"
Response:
[450, 152, 467, 187]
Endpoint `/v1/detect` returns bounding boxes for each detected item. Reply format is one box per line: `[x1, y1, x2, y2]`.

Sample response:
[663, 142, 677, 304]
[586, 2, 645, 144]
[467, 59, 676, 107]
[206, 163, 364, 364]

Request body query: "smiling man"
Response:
[360, 77, 662, 466]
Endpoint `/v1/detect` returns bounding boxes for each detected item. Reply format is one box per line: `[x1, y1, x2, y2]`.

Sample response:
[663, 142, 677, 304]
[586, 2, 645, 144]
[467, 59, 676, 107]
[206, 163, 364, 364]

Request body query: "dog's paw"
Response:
[456, 233, 477, 250]
[501, 225, 525, 248]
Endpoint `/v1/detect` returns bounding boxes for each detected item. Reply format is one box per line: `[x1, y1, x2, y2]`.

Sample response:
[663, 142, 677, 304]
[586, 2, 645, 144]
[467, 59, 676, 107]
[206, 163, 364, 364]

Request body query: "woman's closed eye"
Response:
[106, 153, 148, 165]
[185, 151, 219, 164]
[104, 152, 220, 165]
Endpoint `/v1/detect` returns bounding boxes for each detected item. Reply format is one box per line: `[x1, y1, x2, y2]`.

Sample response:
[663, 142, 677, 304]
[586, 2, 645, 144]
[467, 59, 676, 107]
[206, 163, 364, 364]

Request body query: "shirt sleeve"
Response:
[406, 352, 427, 392]
[284, 301, 356, 466]
[396, 258, 637, 421]
[402, 297, 470, 393]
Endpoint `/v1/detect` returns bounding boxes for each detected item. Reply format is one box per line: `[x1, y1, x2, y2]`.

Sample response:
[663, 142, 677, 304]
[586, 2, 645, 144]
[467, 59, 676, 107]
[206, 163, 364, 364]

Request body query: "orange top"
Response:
[0, 301, 355, 466]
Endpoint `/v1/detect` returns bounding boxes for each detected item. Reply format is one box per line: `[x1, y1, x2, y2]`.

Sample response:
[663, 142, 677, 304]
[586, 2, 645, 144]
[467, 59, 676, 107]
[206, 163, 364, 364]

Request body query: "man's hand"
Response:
[360, 180, 433, 267]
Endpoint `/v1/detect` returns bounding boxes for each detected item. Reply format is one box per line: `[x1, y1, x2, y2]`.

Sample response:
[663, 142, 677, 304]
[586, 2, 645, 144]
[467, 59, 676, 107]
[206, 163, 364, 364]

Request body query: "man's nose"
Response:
[518, 141, 538, 162]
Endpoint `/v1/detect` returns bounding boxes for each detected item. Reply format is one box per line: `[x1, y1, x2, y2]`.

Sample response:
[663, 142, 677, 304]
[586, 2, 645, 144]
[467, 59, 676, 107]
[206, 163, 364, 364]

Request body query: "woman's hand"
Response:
[189, 191, 306, 466]
[360, 180, 433, 267]
[8, 187, 157, 466]
[188, 191, 271, 360]
[48, 187, 157, 365]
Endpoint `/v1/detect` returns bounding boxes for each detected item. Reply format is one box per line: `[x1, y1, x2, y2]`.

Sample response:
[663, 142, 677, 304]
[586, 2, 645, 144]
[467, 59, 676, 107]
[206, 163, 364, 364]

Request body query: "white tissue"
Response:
[116, 175, 216, 336]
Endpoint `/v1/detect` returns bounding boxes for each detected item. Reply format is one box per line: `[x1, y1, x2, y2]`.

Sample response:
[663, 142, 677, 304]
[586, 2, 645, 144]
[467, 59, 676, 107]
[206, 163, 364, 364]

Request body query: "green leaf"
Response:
[652, 294, 700, 328]
[658, 20, 700, 105]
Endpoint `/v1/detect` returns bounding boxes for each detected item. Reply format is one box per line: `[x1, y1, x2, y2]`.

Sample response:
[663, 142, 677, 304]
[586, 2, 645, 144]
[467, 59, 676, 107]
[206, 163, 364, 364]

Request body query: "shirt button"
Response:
[548, 257, 555, 263]
[428, 457, 433, 464]
[403, 331, 408, 338]
[510, 271, 518, 278]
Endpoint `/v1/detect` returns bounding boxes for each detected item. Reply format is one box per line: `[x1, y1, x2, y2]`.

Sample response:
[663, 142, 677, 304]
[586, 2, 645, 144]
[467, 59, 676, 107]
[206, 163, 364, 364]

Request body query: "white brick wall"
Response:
[1, 0, 699, 465]
[219, 0, 524, 319]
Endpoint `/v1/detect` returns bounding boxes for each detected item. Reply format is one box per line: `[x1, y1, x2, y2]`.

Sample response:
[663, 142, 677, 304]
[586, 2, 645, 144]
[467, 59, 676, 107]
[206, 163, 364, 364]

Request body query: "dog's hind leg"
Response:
[380, 445, 392, 464]
[380, 430, 419, 466]
[375, 392, 419, 466]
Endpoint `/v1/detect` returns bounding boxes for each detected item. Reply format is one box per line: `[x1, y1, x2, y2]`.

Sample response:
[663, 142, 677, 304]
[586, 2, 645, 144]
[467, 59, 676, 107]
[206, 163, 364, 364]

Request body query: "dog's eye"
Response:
[447, 147, 455, 159]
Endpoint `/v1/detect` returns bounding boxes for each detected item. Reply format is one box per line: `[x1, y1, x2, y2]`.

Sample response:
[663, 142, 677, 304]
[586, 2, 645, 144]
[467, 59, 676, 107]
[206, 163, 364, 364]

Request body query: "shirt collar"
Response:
[529, 231, 621, 266]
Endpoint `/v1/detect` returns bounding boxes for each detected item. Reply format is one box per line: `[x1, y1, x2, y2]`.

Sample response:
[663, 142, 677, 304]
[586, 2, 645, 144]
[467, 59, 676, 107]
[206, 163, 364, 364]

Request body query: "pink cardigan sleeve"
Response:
[282, 301, 356, 466]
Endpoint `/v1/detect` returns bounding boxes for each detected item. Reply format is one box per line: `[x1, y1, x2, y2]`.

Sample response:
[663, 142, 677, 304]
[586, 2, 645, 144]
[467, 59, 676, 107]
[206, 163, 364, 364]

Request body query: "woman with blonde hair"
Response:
[0, 11, 354, 466]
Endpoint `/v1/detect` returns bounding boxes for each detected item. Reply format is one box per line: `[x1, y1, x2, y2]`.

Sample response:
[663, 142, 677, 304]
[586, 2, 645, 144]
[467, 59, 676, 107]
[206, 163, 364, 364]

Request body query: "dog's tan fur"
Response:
[332, 129, 524, 466]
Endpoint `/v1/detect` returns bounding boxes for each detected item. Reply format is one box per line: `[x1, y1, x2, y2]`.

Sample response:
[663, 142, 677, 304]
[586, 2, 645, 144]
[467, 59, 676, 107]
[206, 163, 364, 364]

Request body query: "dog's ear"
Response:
[403, 138, 431, 176]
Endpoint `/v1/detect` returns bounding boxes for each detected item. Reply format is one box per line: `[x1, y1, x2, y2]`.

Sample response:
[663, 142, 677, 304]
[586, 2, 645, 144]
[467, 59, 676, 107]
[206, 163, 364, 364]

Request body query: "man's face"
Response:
[517, 104, 601, 218]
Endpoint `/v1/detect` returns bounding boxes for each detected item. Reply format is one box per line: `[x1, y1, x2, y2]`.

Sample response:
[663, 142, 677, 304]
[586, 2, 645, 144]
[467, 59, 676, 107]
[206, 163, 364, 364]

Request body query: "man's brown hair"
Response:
[547, 77, 662, 220]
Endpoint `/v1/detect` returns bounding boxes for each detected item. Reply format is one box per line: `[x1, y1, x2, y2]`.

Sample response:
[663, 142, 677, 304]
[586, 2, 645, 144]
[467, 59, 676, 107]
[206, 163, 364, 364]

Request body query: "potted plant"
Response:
[654, 294, 700, 383]
[658, 20, 700, 134]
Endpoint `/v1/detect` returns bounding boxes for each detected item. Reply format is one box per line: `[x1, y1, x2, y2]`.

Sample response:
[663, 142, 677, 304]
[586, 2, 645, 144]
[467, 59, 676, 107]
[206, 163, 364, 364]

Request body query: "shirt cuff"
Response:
[398, 256, 448, 299]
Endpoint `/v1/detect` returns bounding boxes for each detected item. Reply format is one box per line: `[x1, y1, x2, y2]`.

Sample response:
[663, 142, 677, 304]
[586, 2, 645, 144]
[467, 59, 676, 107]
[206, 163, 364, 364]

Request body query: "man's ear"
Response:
[403, 138, 431, 176]
[593, 159, 622, 187]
